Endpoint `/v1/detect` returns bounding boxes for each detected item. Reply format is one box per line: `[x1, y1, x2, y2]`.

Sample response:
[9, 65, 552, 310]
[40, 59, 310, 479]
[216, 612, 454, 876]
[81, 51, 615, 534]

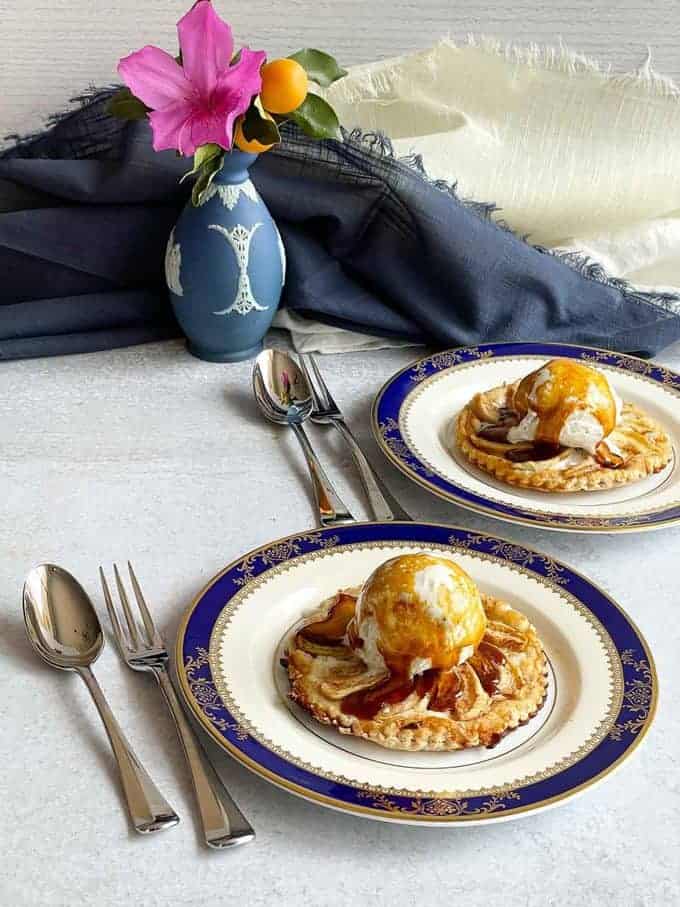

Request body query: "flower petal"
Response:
[213, 48, 266, 113]
[203, 49, 265, 147]
[185, 112, 233, 154]
[177, 0, 234, 98]
[223, 109, 241, 149]
[220, 47, 266, 98]
[149, 100, 194, 152]
[118, 46, 192, 110]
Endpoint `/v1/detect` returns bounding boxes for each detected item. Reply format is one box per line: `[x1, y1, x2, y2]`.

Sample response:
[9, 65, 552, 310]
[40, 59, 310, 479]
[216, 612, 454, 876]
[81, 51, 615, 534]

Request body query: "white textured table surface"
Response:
[1, 339, 679, 907]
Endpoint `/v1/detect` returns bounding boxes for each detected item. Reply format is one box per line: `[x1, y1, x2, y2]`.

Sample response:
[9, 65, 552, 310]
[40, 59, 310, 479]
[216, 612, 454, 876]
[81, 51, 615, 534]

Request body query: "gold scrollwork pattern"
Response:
[453, 534, 568, 585]
[580, 351, 680, 392]
[356, 790, 521, 816]
[184, 646, 250, 740]
[378, 418, 435, 478]
[409, 347, 493, 384]
[234, 533, 340, 586]
[556, 514, 642, 529]
[609, 651, 654, 741]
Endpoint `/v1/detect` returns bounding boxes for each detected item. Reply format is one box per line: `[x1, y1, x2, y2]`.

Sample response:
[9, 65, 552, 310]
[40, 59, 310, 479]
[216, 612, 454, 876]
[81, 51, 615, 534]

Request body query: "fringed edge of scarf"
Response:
[344, 127, 680, 320]
[4, 86, 680, 325]
[465, 36, 680, 99]
[335, 37, 680, 104]
[1, 84, 122, 158]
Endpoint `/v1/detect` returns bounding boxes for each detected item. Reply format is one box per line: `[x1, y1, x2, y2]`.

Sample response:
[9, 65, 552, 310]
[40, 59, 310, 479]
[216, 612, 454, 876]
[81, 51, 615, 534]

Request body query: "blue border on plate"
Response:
[179, 522, 656, 820]
[373, 342, 680, 531]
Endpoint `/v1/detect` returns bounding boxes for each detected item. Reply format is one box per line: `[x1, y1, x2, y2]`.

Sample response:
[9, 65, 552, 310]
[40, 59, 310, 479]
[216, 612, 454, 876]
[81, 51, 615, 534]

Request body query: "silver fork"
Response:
[299, 353, 411, 521]
[100, 563, 255, 849]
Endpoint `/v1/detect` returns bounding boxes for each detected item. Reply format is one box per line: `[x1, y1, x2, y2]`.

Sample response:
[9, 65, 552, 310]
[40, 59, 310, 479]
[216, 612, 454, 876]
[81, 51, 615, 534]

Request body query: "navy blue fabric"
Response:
[1, 89, 679, 360]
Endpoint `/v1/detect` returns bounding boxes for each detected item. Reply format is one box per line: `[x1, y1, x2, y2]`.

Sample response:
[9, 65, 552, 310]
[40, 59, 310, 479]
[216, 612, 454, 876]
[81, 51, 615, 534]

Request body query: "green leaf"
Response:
[287, 48, 347, 88]
[180, 143, 223, 183]
[241, 98, 281, 146]
[107, 87, 149, 121]
[190, 152, 225, 207]
[195, 142, 222, 168]
[288, 93, 342, 141]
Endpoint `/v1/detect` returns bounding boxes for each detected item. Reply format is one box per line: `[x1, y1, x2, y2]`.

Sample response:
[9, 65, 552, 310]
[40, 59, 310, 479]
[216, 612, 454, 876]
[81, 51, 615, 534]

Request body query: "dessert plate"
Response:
[372, 342, 680, 532]
[176, 522, 656, 825]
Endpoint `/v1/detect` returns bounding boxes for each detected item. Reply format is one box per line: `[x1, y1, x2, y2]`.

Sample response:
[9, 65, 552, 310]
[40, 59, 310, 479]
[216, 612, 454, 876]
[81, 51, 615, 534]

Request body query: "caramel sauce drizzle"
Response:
[476, 360, 624, 468]
[514, 360, 615, 447]
[296, 592, 507, 720]
[341, 671, 438, 721]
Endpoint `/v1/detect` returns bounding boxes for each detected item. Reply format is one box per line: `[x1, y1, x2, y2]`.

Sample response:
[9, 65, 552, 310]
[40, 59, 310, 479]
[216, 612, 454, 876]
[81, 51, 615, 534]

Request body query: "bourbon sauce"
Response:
[298, 593, 506, 719]
[477, 360, 624, 468]
[475, 406, 563, 463]
[341, 671, 439, 721]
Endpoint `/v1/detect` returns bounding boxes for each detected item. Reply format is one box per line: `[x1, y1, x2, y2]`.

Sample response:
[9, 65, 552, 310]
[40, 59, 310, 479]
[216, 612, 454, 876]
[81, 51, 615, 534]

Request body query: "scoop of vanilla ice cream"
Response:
[507, 410, 540, 445]
[558, 410, 606, 454]
[506, 359, 621, 455]
[353, 554, 487, 677]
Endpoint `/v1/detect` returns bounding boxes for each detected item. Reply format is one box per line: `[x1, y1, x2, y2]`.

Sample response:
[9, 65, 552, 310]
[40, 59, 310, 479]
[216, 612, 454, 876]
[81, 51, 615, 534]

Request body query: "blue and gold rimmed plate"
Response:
[176, 522, 657, 825]
[372, 342, 680, 532]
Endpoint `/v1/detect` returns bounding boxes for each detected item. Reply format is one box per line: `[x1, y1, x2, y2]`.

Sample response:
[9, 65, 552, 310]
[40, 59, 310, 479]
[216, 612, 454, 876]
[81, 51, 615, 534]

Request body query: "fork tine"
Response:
[308, 353, 336, 409]
[100, 566, 131, 652]
[113, 563, 141, 649]
[127, 561, 160, 647]
[298, 354, 324, 410]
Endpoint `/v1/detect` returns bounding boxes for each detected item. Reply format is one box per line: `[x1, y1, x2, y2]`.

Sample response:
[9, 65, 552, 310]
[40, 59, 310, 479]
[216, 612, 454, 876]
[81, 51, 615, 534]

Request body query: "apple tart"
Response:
[456, 359, 672, 492]
[284, 554, 548, 751]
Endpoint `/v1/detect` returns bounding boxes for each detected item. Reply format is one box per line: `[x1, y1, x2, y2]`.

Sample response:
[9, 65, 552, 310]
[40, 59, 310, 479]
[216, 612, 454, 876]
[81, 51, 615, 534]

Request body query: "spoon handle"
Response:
[290, 422, 356, 527]
[77, 666, 180, 834]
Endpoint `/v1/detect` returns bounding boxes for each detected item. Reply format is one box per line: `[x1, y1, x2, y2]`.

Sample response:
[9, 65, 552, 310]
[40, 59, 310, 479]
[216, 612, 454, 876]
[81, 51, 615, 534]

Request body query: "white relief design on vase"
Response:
[275, 226, 286, 287]
[164, 228, 183, 296]
[200, 179, 260, 210]
[208, 222, 267, 316]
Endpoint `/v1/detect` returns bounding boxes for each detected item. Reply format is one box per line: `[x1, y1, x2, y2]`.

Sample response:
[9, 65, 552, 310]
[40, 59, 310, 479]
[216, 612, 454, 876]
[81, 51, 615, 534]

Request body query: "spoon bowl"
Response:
[23, 564, 103, 670]
[253, 348, 313, 425]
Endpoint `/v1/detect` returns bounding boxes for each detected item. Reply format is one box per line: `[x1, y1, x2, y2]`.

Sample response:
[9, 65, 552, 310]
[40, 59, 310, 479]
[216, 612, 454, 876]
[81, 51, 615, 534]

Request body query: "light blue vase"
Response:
[165, 151, 285, 362]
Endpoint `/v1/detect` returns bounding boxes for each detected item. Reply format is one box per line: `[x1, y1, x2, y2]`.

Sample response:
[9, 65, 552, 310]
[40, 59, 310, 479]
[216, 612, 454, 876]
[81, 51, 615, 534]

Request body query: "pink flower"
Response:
[117, 1, 265, 155]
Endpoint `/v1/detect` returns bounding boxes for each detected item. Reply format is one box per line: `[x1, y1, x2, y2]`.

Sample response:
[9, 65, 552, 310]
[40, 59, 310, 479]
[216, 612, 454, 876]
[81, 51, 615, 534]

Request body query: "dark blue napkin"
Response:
[1, 88, 679, 360]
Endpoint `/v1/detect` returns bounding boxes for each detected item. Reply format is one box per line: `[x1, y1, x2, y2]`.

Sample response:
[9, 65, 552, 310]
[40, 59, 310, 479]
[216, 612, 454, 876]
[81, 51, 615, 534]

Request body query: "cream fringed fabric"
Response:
[279, 39, 680, 353]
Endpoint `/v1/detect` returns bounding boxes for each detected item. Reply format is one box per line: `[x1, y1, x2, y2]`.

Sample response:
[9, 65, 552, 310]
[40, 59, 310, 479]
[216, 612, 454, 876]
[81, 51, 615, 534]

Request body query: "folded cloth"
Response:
[326, 39, 680, 301]
[273, 309, 420, 354]
[1, 72, 680, 361]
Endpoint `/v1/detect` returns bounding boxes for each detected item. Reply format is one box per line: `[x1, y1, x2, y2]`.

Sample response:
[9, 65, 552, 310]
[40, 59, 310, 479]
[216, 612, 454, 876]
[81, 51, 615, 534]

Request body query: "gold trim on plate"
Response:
[175, 522, 658, 823]
[371, 345, 680, 533]
[207, 538, 622, 799]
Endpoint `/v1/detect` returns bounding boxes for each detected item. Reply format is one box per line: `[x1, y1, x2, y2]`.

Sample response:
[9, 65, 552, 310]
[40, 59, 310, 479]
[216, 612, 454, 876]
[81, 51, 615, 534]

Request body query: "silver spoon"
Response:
[253, 348, 356, 527]
[23, 564, 180, 834]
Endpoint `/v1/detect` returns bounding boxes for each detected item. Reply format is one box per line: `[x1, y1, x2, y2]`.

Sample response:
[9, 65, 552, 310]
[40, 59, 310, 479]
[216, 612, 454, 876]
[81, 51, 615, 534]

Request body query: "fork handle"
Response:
[77, 666, 179, 834]
[290, 422, 356, 527]
[332, 420, 411, 521]
[153, 667, 255, 848]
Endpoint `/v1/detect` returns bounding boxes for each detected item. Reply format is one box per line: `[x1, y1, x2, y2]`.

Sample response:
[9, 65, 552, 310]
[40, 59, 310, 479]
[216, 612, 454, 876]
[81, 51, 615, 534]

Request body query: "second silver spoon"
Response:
[253, 349, 356, 527]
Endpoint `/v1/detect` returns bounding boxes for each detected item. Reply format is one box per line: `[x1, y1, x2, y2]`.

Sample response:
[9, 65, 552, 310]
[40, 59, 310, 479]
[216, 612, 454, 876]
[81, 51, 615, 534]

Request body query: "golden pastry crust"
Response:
[455, 381, 673, 492]
[286, 591, 548, 751]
